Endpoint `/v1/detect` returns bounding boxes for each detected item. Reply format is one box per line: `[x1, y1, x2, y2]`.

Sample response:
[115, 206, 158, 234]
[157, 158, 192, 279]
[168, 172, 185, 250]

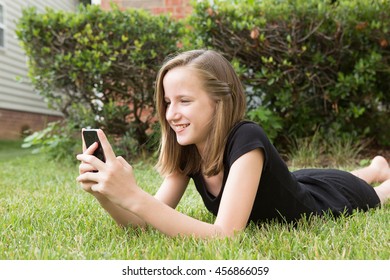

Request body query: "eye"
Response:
[180, 99, 191, 104]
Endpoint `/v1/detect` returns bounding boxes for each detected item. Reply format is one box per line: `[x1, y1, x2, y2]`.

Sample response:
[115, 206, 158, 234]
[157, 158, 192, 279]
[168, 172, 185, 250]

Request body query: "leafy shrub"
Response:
[247, 107, 283, 142]
[21, 121, 80, 162]
[16, 0, 390, 162]
[188, 0, 390, 147]
[16, 4, 183, 158]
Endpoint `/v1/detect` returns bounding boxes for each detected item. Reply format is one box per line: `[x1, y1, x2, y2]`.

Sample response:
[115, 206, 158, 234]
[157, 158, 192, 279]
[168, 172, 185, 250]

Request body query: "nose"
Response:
[165, 103, 180, 122]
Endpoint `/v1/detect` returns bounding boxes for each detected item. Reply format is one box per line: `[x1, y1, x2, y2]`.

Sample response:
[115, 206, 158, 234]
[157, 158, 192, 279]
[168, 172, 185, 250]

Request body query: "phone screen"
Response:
[82, 129, 106, 162]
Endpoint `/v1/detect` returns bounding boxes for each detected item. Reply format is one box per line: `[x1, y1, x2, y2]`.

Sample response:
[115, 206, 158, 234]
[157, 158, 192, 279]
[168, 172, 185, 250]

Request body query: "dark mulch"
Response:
[361, 146, 390, 162]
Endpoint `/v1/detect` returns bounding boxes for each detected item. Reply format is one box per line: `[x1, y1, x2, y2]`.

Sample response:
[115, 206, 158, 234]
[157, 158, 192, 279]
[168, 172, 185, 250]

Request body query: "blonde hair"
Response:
[155, 49, 246, 176]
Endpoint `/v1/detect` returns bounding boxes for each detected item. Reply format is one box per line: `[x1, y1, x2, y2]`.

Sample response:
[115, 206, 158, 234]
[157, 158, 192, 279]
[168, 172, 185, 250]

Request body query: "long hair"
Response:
[155, 49, 246, 176]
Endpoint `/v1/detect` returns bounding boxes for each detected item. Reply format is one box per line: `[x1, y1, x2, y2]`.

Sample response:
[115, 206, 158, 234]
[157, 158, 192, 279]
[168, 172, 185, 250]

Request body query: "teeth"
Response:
[175, 124, 189, 130]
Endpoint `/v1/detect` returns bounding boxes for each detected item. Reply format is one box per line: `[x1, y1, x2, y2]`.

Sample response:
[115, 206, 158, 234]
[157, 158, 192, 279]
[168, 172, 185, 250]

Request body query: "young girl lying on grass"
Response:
[76, 49, 390, 238]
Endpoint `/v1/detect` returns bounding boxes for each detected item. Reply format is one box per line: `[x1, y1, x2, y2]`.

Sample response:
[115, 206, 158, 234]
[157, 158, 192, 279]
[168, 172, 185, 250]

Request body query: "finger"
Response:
[84, 141, 98, 155]
[77, 153, 94, 163]
[80, 181, 93, 189]
[76, 153, 105, 171]
[76, 172, 100, 184]
[79, 180, 96, 191]
[96, 129, 116, 162]
[79, 162, 97, 174]
[91, 184, 102, 193]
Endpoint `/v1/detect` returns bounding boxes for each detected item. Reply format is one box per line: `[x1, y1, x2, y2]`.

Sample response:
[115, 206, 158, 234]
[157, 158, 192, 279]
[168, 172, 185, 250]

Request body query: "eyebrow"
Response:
[164, 94, 194, 100]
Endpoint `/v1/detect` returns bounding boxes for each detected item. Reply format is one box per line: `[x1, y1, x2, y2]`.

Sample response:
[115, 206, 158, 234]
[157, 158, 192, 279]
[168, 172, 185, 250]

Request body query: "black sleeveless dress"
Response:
[190, 121, 380, 224]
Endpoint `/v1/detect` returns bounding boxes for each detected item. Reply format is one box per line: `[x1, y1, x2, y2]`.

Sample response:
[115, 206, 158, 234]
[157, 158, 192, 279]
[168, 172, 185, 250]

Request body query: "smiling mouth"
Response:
[173, 123, 190, 132]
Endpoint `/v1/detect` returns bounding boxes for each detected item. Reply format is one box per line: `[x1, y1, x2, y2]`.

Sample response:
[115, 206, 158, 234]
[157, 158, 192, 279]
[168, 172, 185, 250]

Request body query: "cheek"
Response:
[205, 102, 217, 119]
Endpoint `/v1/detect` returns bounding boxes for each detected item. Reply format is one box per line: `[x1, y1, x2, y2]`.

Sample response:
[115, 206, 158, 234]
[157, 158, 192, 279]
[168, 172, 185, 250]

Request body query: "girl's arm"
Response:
[86, 173, 189, 228]
[129, 149, 264, 238]
[92, 192, 146, 228]
[78, 143, 145, 227]
[78, 136, 189, 228]
[77, 129, 264, 238]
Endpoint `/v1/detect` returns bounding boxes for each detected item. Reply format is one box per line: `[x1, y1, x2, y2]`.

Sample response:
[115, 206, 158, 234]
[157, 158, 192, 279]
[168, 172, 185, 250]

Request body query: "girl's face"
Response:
[163, 66, 216, 156]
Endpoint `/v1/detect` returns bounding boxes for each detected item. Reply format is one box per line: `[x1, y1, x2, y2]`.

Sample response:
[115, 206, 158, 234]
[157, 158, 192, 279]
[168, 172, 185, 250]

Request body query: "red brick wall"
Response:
[0, 109, 63, 140]
[100, 0, 192, 18]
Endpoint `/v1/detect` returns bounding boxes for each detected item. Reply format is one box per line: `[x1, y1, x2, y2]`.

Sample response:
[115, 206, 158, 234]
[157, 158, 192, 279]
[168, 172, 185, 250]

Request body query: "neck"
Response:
[196, 144, 206, 159]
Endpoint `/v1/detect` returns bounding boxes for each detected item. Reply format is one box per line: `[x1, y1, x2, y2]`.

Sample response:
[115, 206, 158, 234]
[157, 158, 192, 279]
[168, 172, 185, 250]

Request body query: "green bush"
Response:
[16, 1, 389, 161]
[16, 4, 183, 158]
[21, 121, 80, 162]
[188, 0, 390, 147]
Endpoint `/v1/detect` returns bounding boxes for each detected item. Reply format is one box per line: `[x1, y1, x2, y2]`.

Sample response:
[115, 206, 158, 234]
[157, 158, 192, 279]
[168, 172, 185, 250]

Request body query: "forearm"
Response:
[127, 189, 229, 238]
[94, 193, 146, 228]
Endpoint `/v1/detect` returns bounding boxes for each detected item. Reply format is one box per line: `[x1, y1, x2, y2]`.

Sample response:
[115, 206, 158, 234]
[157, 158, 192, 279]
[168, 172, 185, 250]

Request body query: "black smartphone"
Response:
[82, 129, 106, 162]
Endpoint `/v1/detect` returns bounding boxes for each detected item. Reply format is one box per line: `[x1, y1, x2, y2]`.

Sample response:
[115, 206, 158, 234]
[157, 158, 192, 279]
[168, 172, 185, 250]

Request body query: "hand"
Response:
[76, 129, 139, 209]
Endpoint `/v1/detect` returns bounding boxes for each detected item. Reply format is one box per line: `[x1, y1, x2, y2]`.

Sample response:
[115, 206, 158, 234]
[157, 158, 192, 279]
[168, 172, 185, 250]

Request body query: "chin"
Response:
[177, 141, 191, 146]
[176, 138, 193, 147]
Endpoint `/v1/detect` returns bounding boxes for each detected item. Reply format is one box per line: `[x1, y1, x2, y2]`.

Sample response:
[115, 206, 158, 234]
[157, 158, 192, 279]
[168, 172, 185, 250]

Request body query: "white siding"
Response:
[0, 0, 80, 116]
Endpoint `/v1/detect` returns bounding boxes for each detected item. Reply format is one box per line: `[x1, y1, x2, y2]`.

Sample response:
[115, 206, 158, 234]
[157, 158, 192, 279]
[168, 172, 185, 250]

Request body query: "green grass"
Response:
[0, 140, 389, 260]
[0, 140, 31, 161]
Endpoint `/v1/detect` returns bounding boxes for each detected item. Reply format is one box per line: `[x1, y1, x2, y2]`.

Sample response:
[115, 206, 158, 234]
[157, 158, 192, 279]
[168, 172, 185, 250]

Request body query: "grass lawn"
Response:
[0, 140, 389, 260]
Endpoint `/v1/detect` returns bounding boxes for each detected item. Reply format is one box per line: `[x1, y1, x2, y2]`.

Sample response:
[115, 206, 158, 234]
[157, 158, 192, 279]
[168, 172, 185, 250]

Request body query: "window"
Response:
[0, 3, 4, 48]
